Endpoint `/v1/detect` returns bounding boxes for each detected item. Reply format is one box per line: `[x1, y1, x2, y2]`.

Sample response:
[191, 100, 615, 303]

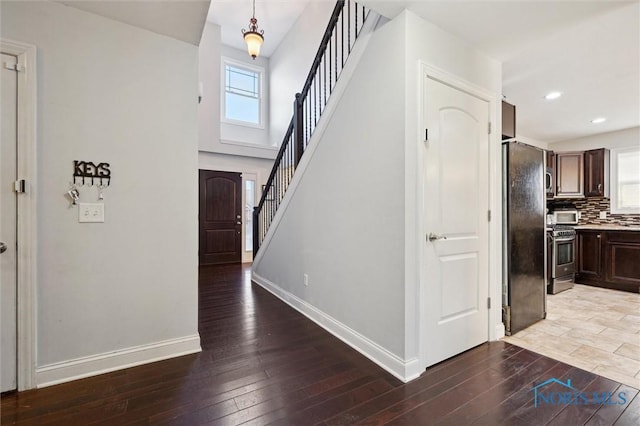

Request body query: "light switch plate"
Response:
[79, 203, 105, 223]
[599, 211, 607, 219]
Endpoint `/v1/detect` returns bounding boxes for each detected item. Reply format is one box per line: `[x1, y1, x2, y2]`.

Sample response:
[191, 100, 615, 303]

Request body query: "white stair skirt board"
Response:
[253, 273, 421, 383]
[35, 335, 201, 388]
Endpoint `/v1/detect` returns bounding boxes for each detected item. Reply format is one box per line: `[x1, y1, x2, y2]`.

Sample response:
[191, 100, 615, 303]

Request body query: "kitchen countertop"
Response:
[574, 224, 640, 231]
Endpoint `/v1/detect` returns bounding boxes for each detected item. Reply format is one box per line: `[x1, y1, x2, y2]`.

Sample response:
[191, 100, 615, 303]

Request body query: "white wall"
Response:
[255, 14, 407, 359]
[268, 1, 335, 146]
[198, 22, 277, 159]
[198, 22, 222, 152]
[549, 126, 639, 152]
[1, 1, 200, 378]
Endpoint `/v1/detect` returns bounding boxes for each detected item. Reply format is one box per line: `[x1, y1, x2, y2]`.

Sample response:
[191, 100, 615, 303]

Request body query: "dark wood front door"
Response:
[199, 170, 242, 265]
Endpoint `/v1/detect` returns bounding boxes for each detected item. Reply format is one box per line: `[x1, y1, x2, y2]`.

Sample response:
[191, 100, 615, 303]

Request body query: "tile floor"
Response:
[503, 283, 640, 389]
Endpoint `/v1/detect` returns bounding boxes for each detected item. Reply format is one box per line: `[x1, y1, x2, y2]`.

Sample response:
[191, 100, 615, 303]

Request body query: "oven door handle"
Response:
[554, 237, 575, 243]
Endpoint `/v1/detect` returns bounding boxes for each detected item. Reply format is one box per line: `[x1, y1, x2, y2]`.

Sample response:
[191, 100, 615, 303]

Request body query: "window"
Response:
[222, 59, 263, 127]
[610, 146, 640, 214]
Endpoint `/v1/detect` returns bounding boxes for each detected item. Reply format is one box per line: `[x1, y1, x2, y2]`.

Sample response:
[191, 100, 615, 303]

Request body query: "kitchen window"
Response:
[222, 59, 264, 128]
[610, 146, 640, 214]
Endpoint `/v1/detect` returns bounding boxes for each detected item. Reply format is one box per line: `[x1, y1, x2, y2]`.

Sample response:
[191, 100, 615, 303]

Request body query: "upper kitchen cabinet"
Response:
[556, 152, 584, 198]
[502, 101, 516, 140]
[584, 148, 610, 197]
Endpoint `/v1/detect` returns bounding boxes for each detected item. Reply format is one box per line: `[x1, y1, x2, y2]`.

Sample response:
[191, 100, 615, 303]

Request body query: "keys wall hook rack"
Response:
[73, 160, 111, 186]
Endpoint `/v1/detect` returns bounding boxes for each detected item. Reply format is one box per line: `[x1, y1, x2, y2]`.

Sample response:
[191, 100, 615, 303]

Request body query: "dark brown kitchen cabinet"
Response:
[584, 148, 609, 197]
[604, 232, 640, 290]
[576, 229, 640, 293]
[502, 101, 516, 140]
[556, 152, 584, 198]
[576, 230, 602, 281]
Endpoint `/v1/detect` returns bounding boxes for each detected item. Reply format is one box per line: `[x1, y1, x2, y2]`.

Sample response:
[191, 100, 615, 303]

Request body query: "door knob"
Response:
[0, 242, 7, 254]
[427, 233, 447, 242]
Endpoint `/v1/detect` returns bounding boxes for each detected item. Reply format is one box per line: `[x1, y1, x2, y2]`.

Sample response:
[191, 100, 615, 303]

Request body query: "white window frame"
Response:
[221, 57, 265, 129]
[610, 146, 640, 214]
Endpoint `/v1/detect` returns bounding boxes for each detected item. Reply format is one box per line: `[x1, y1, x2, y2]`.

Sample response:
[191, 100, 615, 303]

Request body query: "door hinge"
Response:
[4, 62, 24, 72]
[487, 297, 491, 309]
[488, 122, 492, 134]
[487, 210, 491, 221]
[14, 179, 26, 193]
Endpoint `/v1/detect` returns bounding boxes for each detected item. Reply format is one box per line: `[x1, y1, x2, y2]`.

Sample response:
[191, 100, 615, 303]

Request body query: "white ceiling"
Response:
[208, 0, 639, 144]
[207, 0, 311, 57]
[59, 0, 639, 144]
[56, 0, 210, 45]
[364, 0, 639, 144]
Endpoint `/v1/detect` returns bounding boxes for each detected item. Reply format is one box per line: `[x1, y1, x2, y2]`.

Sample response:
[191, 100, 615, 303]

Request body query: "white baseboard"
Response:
[36, 334, 201, 388]
[252, 273, 419, 383]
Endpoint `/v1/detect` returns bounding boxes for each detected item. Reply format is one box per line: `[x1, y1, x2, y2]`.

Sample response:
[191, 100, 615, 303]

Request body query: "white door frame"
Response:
[1, 39, 37, 391]
[417, 62, 504, 372]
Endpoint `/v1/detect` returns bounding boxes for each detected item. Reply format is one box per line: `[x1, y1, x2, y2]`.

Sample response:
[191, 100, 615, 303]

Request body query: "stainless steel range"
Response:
[547, 208, 578, 294]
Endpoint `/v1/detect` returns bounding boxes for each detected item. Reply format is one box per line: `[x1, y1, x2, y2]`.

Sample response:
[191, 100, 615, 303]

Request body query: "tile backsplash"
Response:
[553, 197, 640, 226]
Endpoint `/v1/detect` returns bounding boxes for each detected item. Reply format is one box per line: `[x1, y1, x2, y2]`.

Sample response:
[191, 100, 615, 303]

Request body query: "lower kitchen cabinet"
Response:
[576, 229, 640, 293]
[604, 232, 640, 290]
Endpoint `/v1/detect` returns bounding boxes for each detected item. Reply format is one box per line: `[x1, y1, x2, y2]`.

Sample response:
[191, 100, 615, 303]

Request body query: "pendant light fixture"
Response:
[242, 0, 264, 60]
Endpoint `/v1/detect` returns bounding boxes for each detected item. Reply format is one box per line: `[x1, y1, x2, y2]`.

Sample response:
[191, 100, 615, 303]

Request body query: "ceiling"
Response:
[208, 0, 639, 144]
[364, 0, 639, 144]
[56, 0, 210, 45]
[207, 0, 310, 57]
[58, 0, 639, 144]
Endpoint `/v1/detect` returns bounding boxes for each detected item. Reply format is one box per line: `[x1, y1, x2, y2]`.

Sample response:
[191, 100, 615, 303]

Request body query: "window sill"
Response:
[220, 139, 278, 151]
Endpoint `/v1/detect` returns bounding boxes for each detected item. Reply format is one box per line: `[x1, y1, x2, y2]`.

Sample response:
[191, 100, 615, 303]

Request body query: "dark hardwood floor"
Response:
[2, 263, 639, 425]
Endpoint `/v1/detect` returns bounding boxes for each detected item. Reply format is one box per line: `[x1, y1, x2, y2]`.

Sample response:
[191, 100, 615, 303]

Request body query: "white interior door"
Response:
[423, 75, 490, 367]
[1, 53, 18, 392]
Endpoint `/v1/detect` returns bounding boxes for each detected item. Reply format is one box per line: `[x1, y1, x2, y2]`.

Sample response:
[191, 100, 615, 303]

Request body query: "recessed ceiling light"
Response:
[591, 117, 607, 124]
[544, 91, 562, 100]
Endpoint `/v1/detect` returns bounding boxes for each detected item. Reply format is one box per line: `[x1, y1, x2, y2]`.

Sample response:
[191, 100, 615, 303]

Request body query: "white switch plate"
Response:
[599, 211, 607, 219]
[79, 203, 105, 223]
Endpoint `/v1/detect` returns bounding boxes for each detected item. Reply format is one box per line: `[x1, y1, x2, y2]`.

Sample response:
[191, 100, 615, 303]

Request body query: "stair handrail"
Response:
[254, 0, 368, 256]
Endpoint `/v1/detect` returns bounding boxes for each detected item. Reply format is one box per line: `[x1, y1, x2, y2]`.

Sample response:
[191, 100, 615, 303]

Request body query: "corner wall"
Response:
[268, 1, 335, 146]
[549, 126, 639, 151]
[198, 22, 277, 159]
[254, 8, 503, 382]
[1, 0, 200, 385]
[254, 15, 409, 376]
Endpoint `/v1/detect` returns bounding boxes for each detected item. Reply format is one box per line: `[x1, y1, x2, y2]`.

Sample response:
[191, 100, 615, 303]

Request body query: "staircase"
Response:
[253, 0, 370, 256]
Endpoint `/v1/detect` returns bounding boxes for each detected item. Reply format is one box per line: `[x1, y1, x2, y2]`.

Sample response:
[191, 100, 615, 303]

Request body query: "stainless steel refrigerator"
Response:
[502, 141, 546, 335]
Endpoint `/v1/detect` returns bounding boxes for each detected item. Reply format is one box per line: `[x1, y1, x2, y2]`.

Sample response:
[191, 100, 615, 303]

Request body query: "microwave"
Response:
[553, 209, 579, 225]
[545, 167, 554, 197]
